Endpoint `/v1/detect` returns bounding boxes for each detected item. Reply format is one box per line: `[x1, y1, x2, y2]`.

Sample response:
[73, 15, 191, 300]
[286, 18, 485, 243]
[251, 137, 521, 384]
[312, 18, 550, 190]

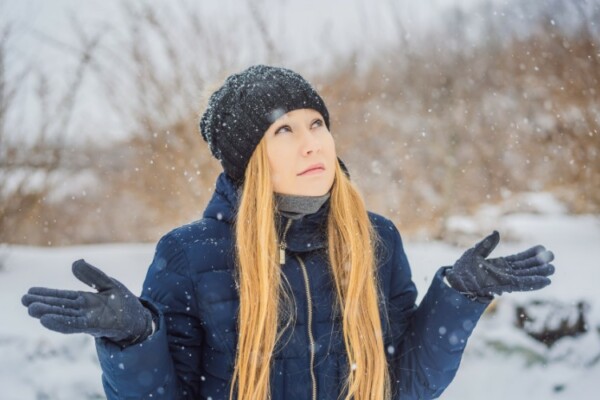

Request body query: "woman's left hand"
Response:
[445, 231, 555, 301]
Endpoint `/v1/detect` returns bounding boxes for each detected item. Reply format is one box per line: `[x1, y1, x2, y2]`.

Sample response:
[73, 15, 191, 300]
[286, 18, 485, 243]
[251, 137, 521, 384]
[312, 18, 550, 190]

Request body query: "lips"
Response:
[298, 163, 325, 175]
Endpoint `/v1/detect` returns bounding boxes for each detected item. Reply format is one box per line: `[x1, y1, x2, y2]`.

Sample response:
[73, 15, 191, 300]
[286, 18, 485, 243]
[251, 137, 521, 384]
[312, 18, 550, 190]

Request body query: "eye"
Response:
[275, 125, 291, 135]
[312, 119, 323, 128]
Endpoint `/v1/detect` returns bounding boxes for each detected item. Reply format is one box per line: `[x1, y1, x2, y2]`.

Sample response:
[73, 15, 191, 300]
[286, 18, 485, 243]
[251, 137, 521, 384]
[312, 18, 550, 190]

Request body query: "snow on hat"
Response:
[199, 65, 330, 185]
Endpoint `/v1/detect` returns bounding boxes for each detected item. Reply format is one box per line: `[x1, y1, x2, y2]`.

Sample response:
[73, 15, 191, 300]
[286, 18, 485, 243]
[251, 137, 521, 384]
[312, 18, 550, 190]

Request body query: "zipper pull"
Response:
[279, 244, 286, 265]
[279, 217, 292, 265]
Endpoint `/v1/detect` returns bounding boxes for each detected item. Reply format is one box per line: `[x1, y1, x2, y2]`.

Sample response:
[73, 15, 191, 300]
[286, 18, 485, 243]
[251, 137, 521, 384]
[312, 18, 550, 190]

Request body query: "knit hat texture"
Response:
[199, 65, 330, 184]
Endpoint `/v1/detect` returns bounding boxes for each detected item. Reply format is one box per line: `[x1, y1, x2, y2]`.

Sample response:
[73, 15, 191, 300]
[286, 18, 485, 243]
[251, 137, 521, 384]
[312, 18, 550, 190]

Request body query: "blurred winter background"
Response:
[0, 0, 598, 398]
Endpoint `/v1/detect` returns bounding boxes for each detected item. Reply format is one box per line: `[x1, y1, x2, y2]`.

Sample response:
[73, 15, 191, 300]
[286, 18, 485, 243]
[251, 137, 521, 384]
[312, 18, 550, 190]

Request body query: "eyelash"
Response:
[276, 119, 323, 135]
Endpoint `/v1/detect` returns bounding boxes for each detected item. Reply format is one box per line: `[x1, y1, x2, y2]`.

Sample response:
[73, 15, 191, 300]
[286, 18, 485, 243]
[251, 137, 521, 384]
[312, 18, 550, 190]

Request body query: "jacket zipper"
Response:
[296, 255, 318, 400]
[278, 218, 318, 400]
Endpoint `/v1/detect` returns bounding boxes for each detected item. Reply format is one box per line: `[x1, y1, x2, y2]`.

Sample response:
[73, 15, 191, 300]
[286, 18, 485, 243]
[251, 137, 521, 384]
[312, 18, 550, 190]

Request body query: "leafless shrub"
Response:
[0, 16, 108, 245]
[2, 1, 598, 245]
[321, 14, 599, 238]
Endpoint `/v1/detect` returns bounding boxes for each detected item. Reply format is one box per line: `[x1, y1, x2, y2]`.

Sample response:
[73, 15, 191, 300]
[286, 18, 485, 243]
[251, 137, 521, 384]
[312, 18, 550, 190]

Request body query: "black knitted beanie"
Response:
[199, 65, 331, 185]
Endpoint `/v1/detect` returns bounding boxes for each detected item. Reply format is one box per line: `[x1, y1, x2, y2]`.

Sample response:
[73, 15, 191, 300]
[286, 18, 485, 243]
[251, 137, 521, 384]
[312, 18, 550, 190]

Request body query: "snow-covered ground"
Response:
[1, 191, 598, 399]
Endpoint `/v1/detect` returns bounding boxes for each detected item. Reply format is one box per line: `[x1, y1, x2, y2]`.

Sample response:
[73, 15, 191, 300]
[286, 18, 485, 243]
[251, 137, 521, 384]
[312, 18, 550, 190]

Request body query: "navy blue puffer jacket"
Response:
[95, 172, 488, 399]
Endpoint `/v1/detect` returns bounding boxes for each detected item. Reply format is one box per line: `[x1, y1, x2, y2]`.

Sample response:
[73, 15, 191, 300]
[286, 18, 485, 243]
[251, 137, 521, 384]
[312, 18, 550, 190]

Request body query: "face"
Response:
[263, 108, 336, 196]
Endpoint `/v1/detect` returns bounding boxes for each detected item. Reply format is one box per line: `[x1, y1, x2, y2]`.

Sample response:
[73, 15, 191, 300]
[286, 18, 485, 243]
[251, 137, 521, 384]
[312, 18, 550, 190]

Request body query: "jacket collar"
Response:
[203, 173, 329, 252]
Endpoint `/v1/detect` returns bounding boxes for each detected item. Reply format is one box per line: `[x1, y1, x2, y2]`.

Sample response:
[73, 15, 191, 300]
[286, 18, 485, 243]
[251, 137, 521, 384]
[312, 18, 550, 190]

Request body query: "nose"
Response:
[300, 128, 321, 156]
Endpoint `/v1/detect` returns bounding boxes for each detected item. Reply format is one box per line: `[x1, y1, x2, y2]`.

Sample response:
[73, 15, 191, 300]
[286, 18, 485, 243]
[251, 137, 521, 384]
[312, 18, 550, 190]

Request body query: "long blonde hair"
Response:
[230, 139, 391, 400]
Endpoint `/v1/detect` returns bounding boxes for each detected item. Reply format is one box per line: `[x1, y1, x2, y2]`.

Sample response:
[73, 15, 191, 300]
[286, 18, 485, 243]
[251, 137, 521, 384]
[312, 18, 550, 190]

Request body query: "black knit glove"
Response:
[21, 259, 153, 347]
[446, 231, 555, 302]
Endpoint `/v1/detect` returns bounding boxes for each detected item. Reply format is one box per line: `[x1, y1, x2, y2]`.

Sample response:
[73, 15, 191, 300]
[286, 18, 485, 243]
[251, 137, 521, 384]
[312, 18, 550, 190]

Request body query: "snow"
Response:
[1, 192, 599, 399]
[408, 192, 600, 399]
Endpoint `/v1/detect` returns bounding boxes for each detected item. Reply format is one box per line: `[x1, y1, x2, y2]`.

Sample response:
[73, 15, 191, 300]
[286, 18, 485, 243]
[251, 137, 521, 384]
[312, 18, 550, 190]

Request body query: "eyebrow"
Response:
[274, 117, 322, 131]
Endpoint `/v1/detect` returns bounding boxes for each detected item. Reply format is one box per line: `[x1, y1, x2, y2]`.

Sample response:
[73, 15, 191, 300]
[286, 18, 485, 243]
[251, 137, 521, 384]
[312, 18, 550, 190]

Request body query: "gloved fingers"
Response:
[27, 302, 84, 319]
[514, 275, 552, 292]
[512, 263, 555, 277]
[72, 259, 116, 292]
[39, 314, 89, 334]
[537, 249, 554, 264]
[472, 230, 500, 258]
[21, 292, 85, 309]
[505, 245, 552, 263]
[509, 250, 554, 269]
[23, 287, 80, 303]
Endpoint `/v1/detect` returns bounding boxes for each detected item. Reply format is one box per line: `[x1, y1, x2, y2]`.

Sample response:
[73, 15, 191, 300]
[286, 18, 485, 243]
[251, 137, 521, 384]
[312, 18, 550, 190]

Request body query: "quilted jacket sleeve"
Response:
[95, 232, 204, 399]
[385, 224, 489, 400]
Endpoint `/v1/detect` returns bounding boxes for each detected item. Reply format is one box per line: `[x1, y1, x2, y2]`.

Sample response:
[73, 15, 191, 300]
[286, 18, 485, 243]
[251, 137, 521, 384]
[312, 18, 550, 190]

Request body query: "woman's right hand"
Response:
[21, 259, 153, 347]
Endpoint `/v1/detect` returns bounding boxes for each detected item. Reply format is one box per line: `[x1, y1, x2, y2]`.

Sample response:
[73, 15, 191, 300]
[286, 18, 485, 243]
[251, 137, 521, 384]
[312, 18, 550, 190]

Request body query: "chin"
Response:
[297, 181, 333, 197]
[275, 174, 334, 196]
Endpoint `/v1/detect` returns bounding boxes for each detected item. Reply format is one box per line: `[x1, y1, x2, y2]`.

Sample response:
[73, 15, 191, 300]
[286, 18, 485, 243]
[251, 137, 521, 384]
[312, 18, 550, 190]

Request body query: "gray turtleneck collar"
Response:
[274, 192, 330, 220]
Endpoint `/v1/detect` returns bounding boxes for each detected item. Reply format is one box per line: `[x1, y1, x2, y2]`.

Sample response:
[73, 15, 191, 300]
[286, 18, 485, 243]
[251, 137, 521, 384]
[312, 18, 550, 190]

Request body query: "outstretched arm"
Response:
[386, 228, 555, 400]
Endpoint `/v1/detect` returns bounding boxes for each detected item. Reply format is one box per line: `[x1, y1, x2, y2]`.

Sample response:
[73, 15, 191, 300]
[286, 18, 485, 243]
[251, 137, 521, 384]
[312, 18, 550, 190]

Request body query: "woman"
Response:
[22, 65, 556, 400]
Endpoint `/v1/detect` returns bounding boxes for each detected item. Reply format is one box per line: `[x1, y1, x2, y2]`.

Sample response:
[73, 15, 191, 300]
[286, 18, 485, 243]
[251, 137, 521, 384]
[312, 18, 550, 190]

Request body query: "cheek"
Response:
[323, 135, 337, 164]
[267, 144, 293, 183]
